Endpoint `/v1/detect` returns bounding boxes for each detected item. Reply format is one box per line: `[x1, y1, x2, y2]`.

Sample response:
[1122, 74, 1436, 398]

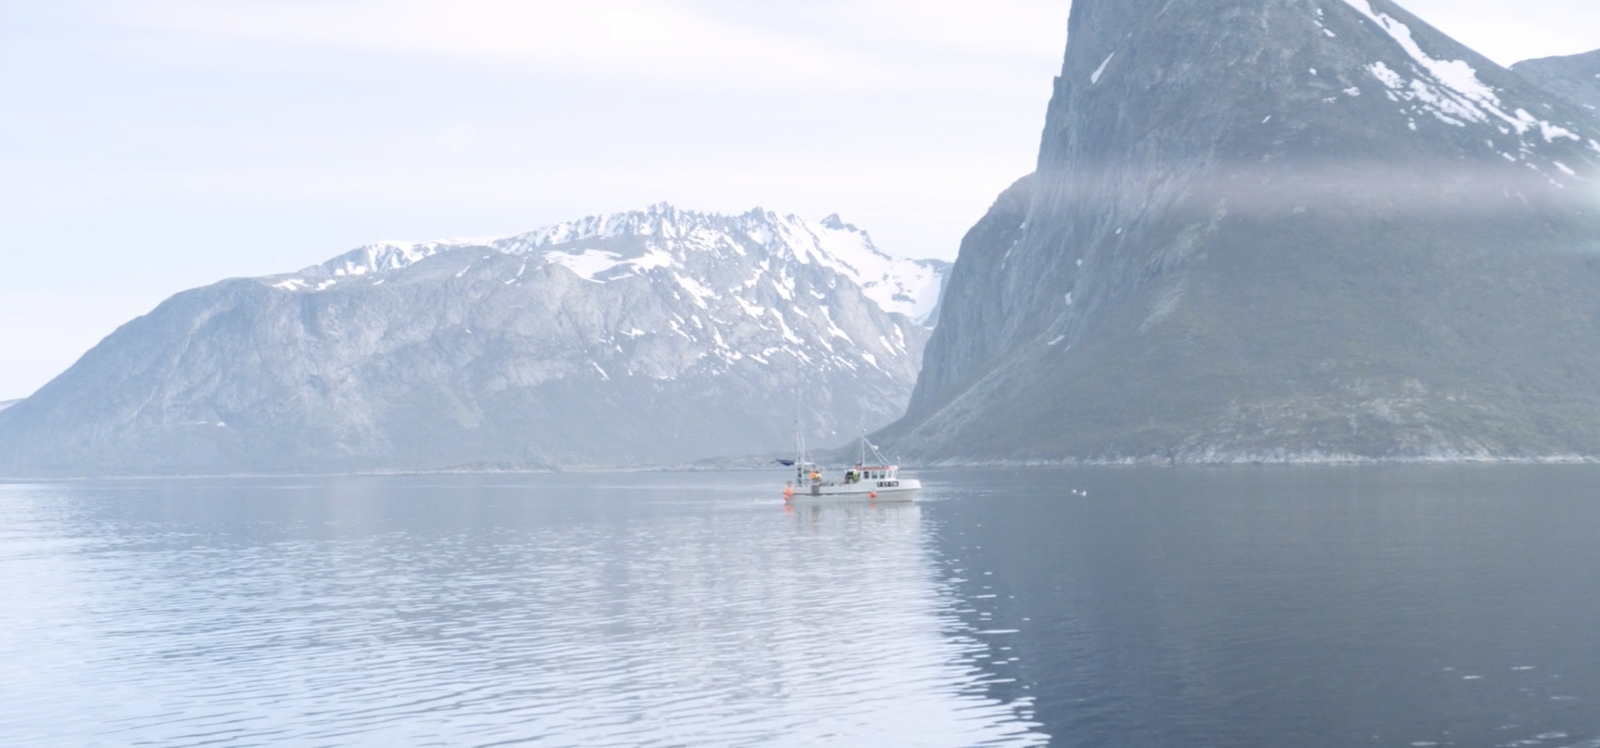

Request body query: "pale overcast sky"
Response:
[2, 0, 1597, 400]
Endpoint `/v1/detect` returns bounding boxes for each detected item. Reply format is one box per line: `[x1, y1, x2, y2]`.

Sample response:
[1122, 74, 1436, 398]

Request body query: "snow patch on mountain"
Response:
[277, 204, 951, 326]
[499, 205, 949, 324]
[1091, 53, 1114, 84]
[1344, 0, 1495, 104]
[1344, 0, 1583, 157]
[543, 249, 626, 282]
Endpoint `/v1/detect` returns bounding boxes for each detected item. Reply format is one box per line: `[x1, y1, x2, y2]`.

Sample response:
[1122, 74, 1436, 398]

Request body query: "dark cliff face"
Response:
[1514, 48, 1600, 122]
[884, 0, 1600, 463]
[905, 174, 1033, 419]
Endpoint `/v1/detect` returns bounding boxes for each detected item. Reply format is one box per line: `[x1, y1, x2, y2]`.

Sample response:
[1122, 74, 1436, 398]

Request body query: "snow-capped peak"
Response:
[276, 204, 951, 325]
[320, 239, 480, 278]
[496, 205, 951, 324]
[502, 202, 693, 247]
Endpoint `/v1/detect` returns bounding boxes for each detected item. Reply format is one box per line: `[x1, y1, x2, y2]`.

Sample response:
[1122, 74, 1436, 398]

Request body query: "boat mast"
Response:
[794, 392, 806, 484]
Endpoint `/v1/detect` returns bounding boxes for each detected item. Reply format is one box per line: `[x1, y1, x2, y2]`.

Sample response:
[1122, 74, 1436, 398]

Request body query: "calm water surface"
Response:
[2, 466, 1599, 747]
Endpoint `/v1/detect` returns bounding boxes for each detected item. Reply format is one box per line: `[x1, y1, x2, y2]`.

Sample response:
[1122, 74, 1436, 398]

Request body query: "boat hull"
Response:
[786, 478, 921, 503]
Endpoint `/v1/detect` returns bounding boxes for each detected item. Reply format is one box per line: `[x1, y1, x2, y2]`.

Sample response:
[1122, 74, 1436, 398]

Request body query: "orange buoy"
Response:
[869, 491, 877, 499]
[784, 486, 794, 500]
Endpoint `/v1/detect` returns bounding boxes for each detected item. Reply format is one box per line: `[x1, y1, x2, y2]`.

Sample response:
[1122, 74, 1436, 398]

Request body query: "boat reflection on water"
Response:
[782, 495, 920, 522]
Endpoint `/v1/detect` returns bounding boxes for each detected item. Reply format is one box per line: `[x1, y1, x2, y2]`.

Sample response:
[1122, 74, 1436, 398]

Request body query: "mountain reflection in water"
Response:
[0, 474, 1044, 747]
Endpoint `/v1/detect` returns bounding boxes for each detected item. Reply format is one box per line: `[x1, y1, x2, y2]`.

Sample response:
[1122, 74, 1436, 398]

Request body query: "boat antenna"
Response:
[862, 432, 890, 466]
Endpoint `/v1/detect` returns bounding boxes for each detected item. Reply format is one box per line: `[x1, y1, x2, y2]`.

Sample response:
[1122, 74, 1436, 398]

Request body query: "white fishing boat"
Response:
[782, 427, 920, 503]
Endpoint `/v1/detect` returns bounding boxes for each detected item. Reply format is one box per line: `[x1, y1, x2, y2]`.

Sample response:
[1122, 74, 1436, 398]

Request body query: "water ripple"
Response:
[0, 476, 1046, 747]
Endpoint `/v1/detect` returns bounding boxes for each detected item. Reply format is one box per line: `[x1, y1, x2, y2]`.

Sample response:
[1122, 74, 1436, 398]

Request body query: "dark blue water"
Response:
[929, 466, 1600, 748]
[2, 466, 1598, 747]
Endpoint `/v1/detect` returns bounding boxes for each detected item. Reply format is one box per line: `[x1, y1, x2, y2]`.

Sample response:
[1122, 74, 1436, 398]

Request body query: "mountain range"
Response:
[880, 0, 1600, 464]
[8, 0, 1600, 474]
[0, 206, 947, 476]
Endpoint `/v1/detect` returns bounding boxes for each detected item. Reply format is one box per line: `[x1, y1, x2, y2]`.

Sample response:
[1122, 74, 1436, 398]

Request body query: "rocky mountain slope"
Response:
[883, 0, 1600, 464]
[1513, 48, 1600, 122]
[0, 206, 948, 476]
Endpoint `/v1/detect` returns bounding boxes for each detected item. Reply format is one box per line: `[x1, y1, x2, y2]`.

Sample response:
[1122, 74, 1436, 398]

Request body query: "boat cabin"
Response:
[844, 465, 900, 487]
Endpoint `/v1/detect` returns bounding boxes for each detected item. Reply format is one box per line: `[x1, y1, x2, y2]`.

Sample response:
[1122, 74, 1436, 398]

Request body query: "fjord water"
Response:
[2, 468, 1598, 747]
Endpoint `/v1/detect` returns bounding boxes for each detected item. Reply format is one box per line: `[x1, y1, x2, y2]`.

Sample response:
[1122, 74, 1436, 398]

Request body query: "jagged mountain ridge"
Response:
[313, 205, 950, 325]
[884, 0, 1600, 464]
[1514, 48, 1600, 122]
[0, 206, 948, 476]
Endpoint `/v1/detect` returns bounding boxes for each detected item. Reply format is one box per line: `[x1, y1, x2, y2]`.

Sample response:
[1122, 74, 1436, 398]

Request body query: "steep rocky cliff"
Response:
[0, 206, 947, 476]
[885, 0, 1600, 464]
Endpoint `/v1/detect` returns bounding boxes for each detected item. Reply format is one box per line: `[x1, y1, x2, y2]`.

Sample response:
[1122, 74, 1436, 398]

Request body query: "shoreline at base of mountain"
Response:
[5, 451, 1598, 482]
